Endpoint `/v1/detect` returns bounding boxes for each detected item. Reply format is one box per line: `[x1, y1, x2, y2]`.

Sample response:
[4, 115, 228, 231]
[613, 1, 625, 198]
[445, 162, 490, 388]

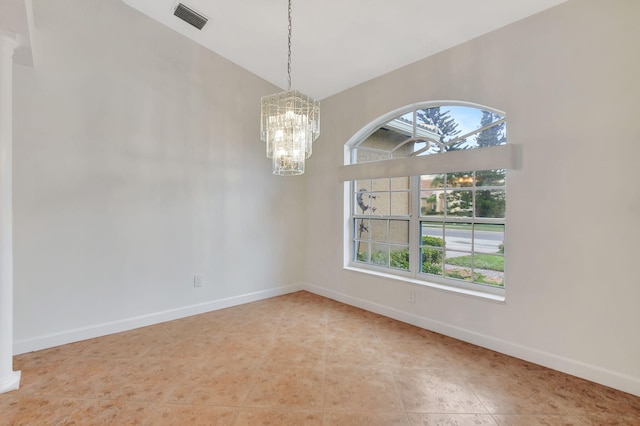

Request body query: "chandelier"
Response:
[260, 0, 320, 176]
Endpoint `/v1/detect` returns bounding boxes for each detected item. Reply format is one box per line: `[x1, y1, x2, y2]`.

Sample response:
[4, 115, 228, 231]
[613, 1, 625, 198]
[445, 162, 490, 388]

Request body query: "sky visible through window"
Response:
[400, 106, 483, 134]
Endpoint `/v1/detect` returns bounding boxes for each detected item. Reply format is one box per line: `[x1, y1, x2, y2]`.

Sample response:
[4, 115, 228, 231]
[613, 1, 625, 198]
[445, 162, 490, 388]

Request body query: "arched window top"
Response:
[343, 101, 510, 299]
[348, 101, 507, 165]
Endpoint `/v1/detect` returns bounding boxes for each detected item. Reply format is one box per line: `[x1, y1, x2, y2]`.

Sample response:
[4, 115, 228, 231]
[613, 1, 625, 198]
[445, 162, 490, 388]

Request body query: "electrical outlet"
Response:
[193, 275, 203, 288]
[408, 288, 415, 303]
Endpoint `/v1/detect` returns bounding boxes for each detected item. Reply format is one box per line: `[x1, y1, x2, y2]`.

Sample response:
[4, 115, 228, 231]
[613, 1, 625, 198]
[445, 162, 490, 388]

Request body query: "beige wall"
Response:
[12, 0, 307, 347]
[304, 0, 640, 395]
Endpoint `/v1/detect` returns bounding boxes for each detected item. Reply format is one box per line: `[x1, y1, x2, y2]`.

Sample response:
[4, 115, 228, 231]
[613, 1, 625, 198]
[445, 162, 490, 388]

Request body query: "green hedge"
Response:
[357, 236, 445, 274]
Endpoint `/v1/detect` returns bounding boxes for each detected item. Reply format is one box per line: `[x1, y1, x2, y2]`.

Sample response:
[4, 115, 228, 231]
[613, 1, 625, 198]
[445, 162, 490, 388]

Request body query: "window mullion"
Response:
[410, 175, 421, 276]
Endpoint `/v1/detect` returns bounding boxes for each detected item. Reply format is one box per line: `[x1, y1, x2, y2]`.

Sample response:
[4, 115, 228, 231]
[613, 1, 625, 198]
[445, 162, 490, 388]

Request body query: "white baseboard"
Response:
[302, 283, 640, 398]
[0, 371, 21, 395]
[14, 284, 302, 355]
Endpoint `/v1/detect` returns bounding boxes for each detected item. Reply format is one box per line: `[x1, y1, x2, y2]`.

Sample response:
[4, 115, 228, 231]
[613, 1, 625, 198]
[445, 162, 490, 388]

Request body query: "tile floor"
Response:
[2, 291, 640, 425]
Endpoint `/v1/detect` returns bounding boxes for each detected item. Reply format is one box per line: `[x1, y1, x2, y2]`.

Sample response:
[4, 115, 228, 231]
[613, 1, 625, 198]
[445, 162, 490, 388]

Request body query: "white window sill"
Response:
[343, 265, 506, 303]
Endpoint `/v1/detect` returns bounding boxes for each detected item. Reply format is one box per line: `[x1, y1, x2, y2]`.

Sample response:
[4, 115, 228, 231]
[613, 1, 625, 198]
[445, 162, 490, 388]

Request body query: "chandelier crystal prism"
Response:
[260, 0, 320, 176]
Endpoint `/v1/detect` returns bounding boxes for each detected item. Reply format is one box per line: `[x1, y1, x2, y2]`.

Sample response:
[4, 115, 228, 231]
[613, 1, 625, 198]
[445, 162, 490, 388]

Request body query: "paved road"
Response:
[422, 227, 503, 255]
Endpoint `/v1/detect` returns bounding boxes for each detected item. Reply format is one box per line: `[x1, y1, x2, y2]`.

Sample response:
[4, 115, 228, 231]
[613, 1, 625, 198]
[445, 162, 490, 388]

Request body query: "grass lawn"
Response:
[446, 253, 504, 271]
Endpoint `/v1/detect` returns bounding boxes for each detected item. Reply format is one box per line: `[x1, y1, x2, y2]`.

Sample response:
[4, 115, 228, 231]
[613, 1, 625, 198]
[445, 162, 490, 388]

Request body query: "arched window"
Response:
[341, 102, 513, 298]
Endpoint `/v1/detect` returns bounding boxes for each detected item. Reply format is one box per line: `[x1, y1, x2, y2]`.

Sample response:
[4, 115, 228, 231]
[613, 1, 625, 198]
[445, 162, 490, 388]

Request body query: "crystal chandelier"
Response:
[260, 0, 320, 176]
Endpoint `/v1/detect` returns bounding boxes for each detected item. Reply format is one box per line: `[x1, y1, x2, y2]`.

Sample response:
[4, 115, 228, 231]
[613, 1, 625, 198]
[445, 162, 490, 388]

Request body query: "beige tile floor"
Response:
[2, 291, 640, 425]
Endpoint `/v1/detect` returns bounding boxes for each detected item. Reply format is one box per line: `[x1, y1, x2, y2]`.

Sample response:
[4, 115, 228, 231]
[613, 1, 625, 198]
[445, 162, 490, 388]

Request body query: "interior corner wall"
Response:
[303, 0, 640, 396]
[11, 0, 306, 351]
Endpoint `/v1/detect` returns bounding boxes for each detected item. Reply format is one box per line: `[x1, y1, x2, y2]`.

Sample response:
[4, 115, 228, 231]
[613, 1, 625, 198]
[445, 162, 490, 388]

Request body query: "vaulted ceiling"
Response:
[122, 0, 569, 99]
[0, 0, 569, 97]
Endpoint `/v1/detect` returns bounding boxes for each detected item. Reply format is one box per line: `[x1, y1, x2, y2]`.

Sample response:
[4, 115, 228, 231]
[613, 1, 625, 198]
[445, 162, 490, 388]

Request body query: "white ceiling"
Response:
[122, 0, 568, 100]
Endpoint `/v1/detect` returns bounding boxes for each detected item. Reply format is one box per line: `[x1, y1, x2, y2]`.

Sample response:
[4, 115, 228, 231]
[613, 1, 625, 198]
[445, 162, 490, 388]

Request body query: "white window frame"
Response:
[341, 101, 514, 301]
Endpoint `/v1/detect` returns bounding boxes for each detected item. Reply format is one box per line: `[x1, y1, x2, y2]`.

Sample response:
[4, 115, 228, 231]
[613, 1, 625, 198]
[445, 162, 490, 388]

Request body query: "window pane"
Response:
[378, 113, 417, 159]
[474, 254, 504, 272]
[391, 144, 420, 159]
[421, 174, 445, 189]
[447, 172, 474, 188]
[390, 220, 409, 244]
[390, 177, 410, 190]
[476, 190, 505, 218]
[353, 107, 506, 162]
[390, 191, 410, 216]
[420, 191, 445, 216]
[360, 127, 410, 150]
[479, 110, 504, 124]
[395, 111, 415, 131]
[355, 179, 371, 192]
[476, 169, 505, 187]
[473, 111, 506, 147]
[372, 178, 390, 191]
[360, 114, 415, 158]
[371, 243, 389, 267]
[421, 222, 444, 247]
[354, 218, 370, 241]
[354, 190, 375, 215]
[474, 224, 504, 255]
[390, 245, 410, 270]
[415, 107, 465, 144]
[413, 141, 441, 157]
[371, 192, 390, 216]
[446, 190, 473, 217]
[355, 241, 370, 263]
[370, 219, 388, 242]
[421, 248, 443, 275]
[445, 249, 472, 281]
[473, 256, 504, 287]
[444, 224, 472, 253]
[414, 112, 442, 153]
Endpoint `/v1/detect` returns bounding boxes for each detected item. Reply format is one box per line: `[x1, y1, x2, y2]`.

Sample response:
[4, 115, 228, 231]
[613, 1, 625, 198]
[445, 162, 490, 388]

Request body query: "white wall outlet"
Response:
[193, 275, 203, 288]
[408, 288, 415, 303]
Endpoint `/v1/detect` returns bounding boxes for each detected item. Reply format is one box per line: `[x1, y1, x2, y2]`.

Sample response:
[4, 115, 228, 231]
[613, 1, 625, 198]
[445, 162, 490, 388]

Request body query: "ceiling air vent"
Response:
[173, 3, 208, 30]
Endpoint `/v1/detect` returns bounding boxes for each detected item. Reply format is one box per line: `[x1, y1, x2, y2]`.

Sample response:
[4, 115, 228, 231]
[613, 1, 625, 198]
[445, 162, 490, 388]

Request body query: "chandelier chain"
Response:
[287, 0, 292, 90]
